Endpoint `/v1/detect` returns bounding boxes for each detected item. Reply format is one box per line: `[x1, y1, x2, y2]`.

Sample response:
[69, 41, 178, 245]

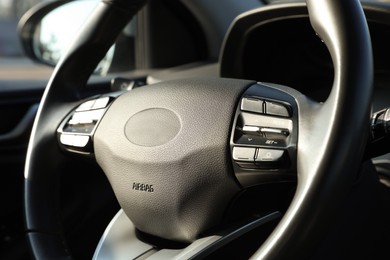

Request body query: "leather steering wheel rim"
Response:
[24, 0, 373, 259]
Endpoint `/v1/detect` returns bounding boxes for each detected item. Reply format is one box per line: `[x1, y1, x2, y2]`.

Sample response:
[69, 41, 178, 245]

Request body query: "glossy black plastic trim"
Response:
[220, 1, 390, 80]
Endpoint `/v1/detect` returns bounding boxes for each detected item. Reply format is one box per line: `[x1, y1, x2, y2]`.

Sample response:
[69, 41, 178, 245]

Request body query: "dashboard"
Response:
[220, 2, 390, 111]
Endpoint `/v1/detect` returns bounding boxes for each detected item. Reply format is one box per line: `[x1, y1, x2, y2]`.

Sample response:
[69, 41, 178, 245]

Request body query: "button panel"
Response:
[230, 84, 298, 187]
[57, 95, 113, 154]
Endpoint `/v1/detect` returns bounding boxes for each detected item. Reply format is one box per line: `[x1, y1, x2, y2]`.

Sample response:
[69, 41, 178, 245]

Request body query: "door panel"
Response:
[0, 78, 46, 259]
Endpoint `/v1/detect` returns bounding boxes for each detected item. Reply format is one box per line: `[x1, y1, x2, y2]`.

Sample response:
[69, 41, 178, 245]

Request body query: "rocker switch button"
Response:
[241, 98, 263, 114]
[76, 100, 95, 112]
[242, 125, 260, 134]
[255, 149, 285, 162]
[265, 101, 290, 117]
[260, 127, 289, 136]
[233, 147, 257, 168]
[92, 97, 110, 110]
[233, 147, 256, 161]
[60, 134, 90, 148]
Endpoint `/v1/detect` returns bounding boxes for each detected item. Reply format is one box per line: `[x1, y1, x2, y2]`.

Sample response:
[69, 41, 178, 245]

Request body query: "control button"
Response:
[92, 97, 110, 110]
[265, 101, 290, 117]
[68, 109, 106, 125]
[260, 127, 289, 136]
[241, 98, 263, 114]
[76, 100, 96, 112]
[242, 125, 261, 134]
[68, 117, 93, 125]
[255, 148, 285, 162]
[234, 134, 267, 146]
[233, 147, 256, 161]
[60, 134, 90, 148]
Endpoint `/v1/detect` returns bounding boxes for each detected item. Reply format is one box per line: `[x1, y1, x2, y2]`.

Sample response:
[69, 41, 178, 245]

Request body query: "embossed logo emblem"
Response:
[132, 182, 154, 193]
[125, 108, 181, 147]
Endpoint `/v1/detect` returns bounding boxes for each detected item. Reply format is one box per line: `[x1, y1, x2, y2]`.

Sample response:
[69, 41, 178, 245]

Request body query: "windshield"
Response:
[0, 0, 387, 62]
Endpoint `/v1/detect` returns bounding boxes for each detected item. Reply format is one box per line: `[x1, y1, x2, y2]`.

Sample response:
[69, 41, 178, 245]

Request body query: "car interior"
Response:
[3, 0, 390, 259]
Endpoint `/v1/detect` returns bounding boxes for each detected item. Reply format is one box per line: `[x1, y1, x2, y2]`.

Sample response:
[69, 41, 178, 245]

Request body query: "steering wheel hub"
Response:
[94, 78, 253, 242]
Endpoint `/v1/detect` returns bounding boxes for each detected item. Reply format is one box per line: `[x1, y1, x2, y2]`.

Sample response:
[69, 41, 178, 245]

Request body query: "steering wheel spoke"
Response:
[93, 209, 282, 260]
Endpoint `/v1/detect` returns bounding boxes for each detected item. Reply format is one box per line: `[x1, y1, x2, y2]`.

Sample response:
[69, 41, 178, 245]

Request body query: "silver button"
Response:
[241, 98, 263, 114]
[255, 149, 284, 162]
[232, 147, 256, 161]
[60, 134, 90, 148]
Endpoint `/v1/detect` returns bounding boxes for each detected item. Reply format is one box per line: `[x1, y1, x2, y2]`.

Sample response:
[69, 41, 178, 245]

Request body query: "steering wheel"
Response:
[24, 0, 373, 259]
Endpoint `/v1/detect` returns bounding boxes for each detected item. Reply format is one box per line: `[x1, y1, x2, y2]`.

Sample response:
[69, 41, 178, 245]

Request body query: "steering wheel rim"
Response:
[24, 0, 373, 259]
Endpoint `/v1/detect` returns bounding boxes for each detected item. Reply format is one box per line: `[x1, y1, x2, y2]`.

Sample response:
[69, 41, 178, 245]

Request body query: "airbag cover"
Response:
[94, 78, 253, 242]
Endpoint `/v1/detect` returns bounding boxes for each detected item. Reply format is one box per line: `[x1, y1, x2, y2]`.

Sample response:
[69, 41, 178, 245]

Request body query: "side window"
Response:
[0, 0, 53, 57]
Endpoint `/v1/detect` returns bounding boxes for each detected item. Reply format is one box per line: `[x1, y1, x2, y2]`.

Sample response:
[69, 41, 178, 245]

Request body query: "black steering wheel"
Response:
[24, 0, 373, 258]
